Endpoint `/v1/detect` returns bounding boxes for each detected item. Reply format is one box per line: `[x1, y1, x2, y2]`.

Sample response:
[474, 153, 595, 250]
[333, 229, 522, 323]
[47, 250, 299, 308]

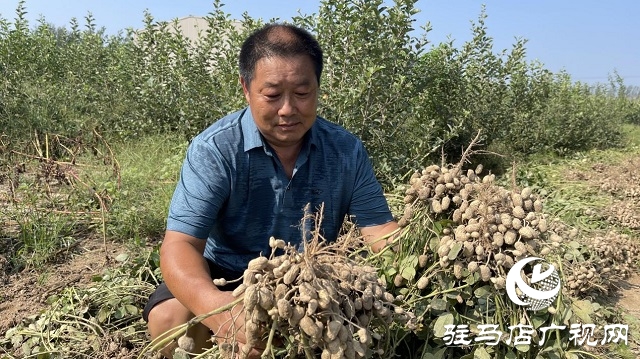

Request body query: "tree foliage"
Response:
[0, 0, 638, 187]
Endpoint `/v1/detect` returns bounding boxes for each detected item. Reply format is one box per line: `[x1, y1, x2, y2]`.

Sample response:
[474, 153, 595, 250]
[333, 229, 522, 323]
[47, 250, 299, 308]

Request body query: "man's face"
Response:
[241, 55, 318, 149]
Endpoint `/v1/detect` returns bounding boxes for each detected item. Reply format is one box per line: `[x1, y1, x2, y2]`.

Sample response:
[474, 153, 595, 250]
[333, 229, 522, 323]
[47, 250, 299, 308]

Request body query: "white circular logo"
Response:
[506, 257, 561, 311]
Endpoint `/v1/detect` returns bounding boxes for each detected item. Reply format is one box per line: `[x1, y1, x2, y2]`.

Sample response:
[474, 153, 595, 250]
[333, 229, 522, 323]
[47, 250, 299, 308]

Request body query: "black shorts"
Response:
[142, 259, 243, 322]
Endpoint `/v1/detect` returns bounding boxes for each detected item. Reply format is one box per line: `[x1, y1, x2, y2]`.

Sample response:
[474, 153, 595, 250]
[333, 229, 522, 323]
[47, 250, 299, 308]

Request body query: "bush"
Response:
[0, 0, 637, 187]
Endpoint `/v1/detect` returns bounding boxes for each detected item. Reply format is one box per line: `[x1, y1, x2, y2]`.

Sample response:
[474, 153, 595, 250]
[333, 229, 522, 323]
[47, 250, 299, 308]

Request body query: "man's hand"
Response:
[160, 231, 265, 357]
[204, 291, 265, 358]
[361, 220, 400, 252]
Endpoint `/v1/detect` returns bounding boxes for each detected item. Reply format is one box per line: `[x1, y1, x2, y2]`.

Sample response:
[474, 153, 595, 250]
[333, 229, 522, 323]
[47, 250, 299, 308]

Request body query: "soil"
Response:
[0, 236, 128, 333]
[610, 273, 640, 352]
[617, 274, 640, 319]
[564, 155, 640, 229]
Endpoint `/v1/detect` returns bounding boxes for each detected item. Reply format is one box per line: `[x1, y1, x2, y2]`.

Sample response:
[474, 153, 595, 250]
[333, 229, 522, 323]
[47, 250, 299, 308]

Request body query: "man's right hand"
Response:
[205, 290, 265, 358]
[160, 230, 265, 358]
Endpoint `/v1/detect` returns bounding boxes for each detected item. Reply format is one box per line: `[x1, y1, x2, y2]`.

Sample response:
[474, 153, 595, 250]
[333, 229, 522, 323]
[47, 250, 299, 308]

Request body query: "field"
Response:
[0, 126, 639, 358]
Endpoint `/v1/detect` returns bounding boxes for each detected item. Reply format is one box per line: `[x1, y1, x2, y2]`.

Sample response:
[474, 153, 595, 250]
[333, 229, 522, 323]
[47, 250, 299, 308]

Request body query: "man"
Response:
[143, 23, 398, 358]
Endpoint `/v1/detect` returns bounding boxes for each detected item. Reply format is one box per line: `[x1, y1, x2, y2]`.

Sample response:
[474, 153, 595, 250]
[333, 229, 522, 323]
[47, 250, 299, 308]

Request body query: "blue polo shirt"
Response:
[167, 107, 393, 273]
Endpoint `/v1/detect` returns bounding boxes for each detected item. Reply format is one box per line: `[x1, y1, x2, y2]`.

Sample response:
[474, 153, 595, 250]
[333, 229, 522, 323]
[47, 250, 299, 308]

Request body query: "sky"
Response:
[0, 1, 638, 88]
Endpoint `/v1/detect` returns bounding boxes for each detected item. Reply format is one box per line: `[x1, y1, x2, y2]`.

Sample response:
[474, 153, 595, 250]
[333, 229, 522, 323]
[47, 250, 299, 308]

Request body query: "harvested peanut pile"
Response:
[215, 232, 416, 359]
[395, 161, 639, 301]
[563, 157, 640, 229]
[605, 198, 640, 229]
[568, 158, 640, 199]
[560, 230, 640, 297]
[398, 163, 556, 291]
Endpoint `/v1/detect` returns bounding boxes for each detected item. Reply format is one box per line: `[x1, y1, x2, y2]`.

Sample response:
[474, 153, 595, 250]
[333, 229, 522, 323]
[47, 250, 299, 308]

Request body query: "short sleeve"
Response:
[166, 137, 231, 239]
[348, 142, 394, 227]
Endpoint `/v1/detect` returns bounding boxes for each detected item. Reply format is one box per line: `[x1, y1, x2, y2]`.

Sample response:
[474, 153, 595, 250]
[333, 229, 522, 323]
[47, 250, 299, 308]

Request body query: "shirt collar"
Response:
[241, 108, 263, 152]
[241, 106, 320, 152]
[307, 119, 319, 149]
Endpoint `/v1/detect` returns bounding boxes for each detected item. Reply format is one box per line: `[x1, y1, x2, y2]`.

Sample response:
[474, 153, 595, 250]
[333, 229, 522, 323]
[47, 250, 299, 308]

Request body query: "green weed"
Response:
[98, 135, 187, 240]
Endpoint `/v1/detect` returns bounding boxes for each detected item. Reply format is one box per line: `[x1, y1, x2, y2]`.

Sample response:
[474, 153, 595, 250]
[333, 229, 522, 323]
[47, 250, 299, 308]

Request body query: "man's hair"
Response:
[239, 23, 323, 86]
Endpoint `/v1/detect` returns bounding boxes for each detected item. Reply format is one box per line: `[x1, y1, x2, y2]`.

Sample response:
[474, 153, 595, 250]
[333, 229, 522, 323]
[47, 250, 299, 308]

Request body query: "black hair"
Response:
[239, 23, 323, 86]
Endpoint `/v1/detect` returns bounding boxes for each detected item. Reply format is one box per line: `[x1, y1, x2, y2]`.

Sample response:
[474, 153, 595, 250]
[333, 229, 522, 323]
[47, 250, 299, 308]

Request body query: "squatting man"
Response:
[143, 23, 399, 358]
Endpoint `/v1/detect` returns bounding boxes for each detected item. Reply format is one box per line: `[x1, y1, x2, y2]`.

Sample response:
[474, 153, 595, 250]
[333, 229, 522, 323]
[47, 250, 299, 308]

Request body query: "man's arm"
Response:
[159, 231, 247, 343]
[360, 220, 400, 253]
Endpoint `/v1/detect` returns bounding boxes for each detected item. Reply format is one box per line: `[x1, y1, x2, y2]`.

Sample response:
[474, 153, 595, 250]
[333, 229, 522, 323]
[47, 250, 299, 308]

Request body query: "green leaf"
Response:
[114, 307, 125, 319]
[45, 294, 59, 304]
[398, 254, 418, 280]
[10, 333, 24, 348]
[400, 254, 419, 268]
[568, 241, 581, 248]
[429, 237, 440, 253]
[380, 249, 395, 267]
[22, 342, 33, 356]
[433, 313, 454, 337]
[448, 242, 463, 260]
[531, 314, 548, 329]
[431, 298, 448, 311]
[465, 273, 477, 285]
[401, 266, 417, 280]
[433, 221, 443, 234]
[473, 347, 491, 359]
[561, 307, 573, 325]
[536, 348, 562, 359]
[571, 299, 594, 323]
[474, 285, 492, 298]
[174, 350, 191, 359]
[115, 253, 129, 262]
[96, 307, 110, 323]
[125, 304, 139, 315]
[421, 347, 447, 359]
[434, 348, 448, 359]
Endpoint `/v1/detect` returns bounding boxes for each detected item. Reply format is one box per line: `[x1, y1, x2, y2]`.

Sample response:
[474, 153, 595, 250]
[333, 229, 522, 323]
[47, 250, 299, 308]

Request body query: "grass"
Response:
[0, 133, 186, 272]
[95, 134, 188, 241]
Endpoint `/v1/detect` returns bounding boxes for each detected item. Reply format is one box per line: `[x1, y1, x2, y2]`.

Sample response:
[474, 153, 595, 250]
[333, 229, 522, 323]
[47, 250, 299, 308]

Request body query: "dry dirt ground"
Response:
[0, 236, 129, 334]
[616, 274, 640, 318]
[1, 153, 640, 357]
[613, 273, 640, 353]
